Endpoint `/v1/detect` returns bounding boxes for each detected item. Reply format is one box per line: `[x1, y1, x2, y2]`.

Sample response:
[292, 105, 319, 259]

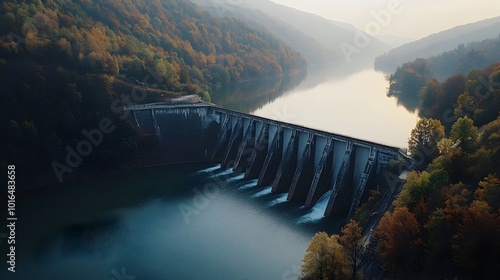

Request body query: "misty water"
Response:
[12, 163, 340, 280]
[8, 66, 419, 279]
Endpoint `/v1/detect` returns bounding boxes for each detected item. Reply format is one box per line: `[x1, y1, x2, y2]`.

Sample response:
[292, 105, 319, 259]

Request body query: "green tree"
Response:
[475, 174, 500, 210]
[419, 78, 443, 118]
[197, 90, 211, 103]
[467, 148, 493, 181]
[450, 116, 479, 153]
[408, 118, 445, 167]
[422, 208, 455, 278]
[395, 168, 449, 222]
[437, 138, 454, 155]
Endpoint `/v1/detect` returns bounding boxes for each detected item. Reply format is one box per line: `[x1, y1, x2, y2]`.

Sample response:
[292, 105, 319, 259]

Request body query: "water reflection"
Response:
[211, 61, 376, 114]
[211, 69, 307, 113]
[386, 90, 420, 113]
[211, 63, 419, 147]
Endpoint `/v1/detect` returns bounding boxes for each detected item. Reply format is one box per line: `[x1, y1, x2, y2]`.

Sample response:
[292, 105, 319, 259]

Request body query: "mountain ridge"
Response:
[375, 15, 500, 72]
[190, 0, 391, 67]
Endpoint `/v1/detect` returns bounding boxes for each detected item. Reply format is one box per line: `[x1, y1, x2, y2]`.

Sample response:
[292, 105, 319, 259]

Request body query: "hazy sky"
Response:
[270, 0, 500, 39]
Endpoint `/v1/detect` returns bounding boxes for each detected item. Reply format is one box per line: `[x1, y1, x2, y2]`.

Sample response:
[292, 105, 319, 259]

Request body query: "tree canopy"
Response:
[0, 0, 306, 186]
[407, 118, 445, 167]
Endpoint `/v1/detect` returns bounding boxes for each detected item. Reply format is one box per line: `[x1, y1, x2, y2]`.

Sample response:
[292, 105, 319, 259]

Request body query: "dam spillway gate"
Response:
[125, 104, 401, 217]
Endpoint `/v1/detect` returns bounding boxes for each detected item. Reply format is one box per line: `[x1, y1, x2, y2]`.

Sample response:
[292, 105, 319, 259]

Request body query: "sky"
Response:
[269, 0, 500, 40]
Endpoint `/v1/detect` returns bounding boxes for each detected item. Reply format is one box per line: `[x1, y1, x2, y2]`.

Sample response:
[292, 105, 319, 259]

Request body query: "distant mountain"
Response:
[374, 35, 414, 49]
[386, 36, 500, 116]
[375, 16, 500, 72]
[222, 6, 332, 65]
[426, 36, 500, 80]
[190, 0, 391, 67]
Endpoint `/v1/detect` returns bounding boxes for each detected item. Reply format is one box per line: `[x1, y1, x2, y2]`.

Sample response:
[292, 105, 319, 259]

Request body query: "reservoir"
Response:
[213, 66, 419, 148]
[6, 66, 418, 279]
[12, 163, 328, 279]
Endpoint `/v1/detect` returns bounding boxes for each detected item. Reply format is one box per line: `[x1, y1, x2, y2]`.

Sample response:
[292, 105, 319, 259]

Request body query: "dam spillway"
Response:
[125, 103, 402, 217]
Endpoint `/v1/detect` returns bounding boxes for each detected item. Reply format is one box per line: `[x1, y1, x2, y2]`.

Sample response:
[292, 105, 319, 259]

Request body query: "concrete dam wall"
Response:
[127, 104, 401, 217]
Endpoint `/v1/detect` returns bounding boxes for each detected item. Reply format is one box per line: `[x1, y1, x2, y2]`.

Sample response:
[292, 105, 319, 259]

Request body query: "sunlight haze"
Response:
[270, 0, 500, 39]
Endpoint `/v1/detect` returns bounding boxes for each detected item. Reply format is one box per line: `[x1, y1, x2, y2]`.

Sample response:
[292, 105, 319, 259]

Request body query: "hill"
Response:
[378, 62, 500, 279]
[190, 0, 391, 67]
[0, 0, 306, 187]
[427, 36, 500, 80]
[387, 36, 500, 114]
[217, 6, 332, 66]
[375, 16, 500, 72]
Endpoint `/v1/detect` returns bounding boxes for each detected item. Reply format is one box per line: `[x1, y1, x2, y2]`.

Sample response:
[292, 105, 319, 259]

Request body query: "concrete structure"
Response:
[125, 104, 401, 217]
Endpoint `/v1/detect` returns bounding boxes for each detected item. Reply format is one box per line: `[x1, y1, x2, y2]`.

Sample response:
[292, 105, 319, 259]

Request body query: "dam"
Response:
[124, 102, 403, 218]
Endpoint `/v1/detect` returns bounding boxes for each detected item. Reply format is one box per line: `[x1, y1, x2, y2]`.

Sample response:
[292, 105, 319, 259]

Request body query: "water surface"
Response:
[213, 67, 419, 147]
[8, 163, 338, 280]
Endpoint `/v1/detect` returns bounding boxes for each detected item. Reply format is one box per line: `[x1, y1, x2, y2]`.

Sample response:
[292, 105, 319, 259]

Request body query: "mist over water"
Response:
[8, 163, 342, 280]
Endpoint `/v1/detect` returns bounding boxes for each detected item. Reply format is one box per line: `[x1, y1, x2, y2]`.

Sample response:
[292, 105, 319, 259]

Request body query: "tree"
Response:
[408, 118, 445, 168]
[419, 78, 443, 118]
[338, 220, 372, 280]
[453, 200, 500, 279]
[394, 168, 449, 222]
[454, 91, 475, 119]
[301, 232, 348, 280]
[450, 116, 479, 153]
[467, 148, 493, 181]
[376, 207, 421, 277]
[422, 208, 455, 278]
[437, 138, 454, 155]
[475, 174, 500, 210]
[479, 117, 500, 172]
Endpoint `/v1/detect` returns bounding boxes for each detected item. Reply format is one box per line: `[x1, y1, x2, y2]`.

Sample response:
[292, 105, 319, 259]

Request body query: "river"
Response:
[4, 66, 418, 280]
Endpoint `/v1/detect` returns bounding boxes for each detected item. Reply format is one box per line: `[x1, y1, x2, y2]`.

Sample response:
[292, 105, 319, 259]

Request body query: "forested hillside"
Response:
[0, 0, 306, 187]
[300, 63, 500, 280]
[427, 36, 500, 80]
[191, 0, 390, 67]
[207, 4, 332, 66]
[377, 58, 500, 279]
[375, 16, 500, 73]
[376, 65, 500, 279]
[387, 37, 500, 114]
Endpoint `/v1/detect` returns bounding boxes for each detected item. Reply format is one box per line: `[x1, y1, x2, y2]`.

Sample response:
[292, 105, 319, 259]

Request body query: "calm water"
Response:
[213, 66, 419, 148]
[5, 66, 418, 279]
[8, 163, 341, 280]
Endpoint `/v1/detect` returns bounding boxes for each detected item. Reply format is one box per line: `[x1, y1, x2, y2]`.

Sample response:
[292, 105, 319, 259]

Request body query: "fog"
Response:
[270, 0, 500, 39]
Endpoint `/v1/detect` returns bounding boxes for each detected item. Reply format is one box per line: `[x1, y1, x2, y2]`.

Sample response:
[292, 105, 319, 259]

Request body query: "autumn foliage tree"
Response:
[376, 207, 421, 277]
[338, 220, 372, 280]
[453, 200, 500, 279]
[301, 232, 348, 280]
[301, 220, 373, 280]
